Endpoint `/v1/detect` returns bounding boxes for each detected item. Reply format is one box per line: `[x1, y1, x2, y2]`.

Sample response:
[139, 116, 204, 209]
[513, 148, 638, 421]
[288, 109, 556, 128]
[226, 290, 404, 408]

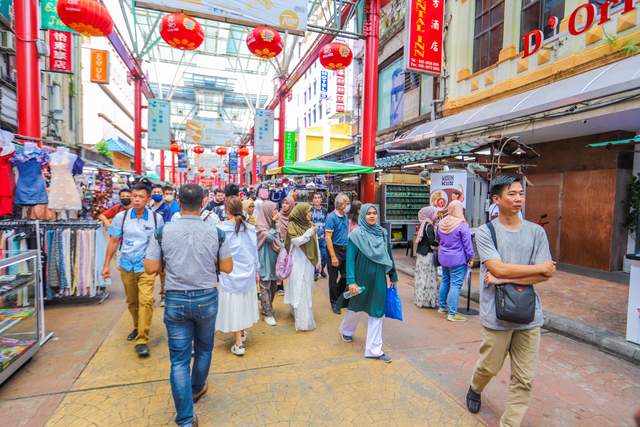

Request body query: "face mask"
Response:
[152, 194, 163, 203]
[121, 198, 131, 207]
[164, 195, 174, 203]
[345, 205, 351, 214]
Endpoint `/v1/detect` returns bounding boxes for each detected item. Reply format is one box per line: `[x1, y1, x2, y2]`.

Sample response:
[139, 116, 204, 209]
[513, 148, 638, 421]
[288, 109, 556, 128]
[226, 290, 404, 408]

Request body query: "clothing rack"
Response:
[0, 220, 109, 305]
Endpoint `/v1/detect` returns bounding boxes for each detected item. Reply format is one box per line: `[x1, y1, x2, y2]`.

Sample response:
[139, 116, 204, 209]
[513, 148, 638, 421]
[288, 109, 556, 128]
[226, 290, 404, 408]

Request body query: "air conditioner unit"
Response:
[0, 31, 14, 51]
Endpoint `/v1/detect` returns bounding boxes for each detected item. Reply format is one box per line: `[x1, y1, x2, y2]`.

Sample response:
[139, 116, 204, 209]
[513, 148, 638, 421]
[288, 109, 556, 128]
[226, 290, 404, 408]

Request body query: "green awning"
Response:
[376, 141, 485, 169]
[266, 160, 374, 176]
[587, 136, 640, 148]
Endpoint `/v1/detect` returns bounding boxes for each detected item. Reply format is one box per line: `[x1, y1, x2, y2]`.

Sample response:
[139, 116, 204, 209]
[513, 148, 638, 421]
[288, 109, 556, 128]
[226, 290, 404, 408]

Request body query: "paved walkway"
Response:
[1, 271, 639, 426]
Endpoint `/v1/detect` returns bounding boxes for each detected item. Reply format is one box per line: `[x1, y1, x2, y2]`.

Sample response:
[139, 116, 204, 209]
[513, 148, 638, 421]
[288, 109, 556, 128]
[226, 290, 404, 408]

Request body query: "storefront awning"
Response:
[385, 54, 640, 150]
[376, 141, 484, 169]
[266, 160, 374, 176]
[587, 136, 640, 148]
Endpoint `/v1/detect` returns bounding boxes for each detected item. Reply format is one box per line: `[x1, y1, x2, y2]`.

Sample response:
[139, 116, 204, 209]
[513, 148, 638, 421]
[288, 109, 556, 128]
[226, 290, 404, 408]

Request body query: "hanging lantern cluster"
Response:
[57, 0, 113, 37]
[246, 27, 283, 59]
[170, 143, 181, 153]
[198, 166, 205, 173]
[216, 146, 228, 156]
[160, 12, 205, 51]
[193, 145, 205, 155]
[210, 168, 217, 174]
[238, 146, 250, 157]
[319, 42, 353, 70]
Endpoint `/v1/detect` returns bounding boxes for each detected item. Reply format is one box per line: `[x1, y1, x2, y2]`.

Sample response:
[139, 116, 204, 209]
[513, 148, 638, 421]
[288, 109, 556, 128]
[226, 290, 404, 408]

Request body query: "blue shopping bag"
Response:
[385, 285, 403, 321]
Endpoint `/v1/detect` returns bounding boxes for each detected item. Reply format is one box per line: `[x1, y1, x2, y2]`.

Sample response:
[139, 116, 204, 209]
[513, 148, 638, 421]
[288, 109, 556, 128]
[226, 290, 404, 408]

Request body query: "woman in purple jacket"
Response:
[437, 200, 475, 322]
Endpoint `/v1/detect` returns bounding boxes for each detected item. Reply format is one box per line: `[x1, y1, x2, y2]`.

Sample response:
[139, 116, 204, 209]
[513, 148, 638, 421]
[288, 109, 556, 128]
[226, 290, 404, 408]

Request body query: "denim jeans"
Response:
[164, 288, 218, 426]
[318, 238, 328, 269]
[438, 265, 467, 315]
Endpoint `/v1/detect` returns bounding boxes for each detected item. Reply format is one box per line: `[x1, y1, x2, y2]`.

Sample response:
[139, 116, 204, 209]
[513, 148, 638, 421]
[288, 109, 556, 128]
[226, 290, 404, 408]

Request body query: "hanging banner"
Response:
[228, 152, 239, 175]
[254, 109, 274, 156]
[147, 99, 171, 150]
[41, 0, 72, 31]
[90, 49, 109, 83]
[430, 171, 467, 212]
[48, 30, 72, 73]
[186, 118, 235, 146]
[404, 0, 445, 75]
[177, 151, 189, 172]
[137, 0, 308, 35]
[198, 153, 222, 169]
[320, 71, 328, 100]
[284, 131, 296, 165]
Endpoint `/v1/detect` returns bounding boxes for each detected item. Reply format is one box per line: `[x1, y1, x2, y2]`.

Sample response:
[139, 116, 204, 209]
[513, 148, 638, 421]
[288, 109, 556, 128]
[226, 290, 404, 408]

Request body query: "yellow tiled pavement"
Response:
[47, 284, 485, 427]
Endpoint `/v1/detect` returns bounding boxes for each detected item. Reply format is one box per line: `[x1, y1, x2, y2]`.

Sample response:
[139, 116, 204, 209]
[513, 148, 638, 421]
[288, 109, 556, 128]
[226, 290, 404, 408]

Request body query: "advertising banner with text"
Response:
[404, 0, 445, 75]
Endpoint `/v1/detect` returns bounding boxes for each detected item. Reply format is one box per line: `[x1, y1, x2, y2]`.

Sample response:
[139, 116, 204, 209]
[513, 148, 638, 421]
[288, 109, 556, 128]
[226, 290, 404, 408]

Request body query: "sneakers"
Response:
[466, 386, 481, 414]
[366, 353, 392, 363]
[314, 272, 320, 282]
[320, 270, 327, 278]
[276, 289, 285, 296]
[192, 383, 208, 403]
[135, 343, 150, 357]
[447, 313, 467, 322]
[241, 331, 248, 343]
[231, 344, 245, 356]
[264, 316, 277, 326]
[340, 333, 353, 343]
[437, 307, 447, 314]
[127, 329, 138, 341]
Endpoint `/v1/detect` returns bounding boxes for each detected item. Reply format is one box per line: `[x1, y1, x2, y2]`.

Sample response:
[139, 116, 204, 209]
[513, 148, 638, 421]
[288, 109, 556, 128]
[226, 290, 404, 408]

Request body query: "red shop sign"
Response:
[49, 29, 72, 73]
[404, 0, 445, 75]
[523, 0, 637, 58]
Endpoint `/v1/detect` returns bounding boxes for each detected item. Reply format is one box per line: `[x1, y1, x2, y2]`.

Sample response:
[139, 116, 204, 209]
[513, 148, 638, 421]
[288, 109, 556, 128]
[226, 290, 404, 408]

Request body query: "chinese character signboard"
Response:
[320, 71, 328, 100]
[335, 72, 345, 113]
[404, 0, 445, 75]
[228, 152, 238, 174]
[254, 109, 274, 156]
[48, 30, 72, 73]
[284, 131, 296, 165]
[90, 49, 109, 83]
[147, 99, 171, 150]
[41, 0, 72, 31]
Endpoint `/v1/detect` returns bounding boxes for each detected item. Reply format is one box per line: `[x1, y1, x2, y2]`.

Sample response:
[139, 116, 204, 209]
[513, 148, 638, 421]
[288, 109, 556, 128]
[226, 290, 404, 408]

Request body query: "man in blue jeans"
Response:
[145, 184, 233, 427]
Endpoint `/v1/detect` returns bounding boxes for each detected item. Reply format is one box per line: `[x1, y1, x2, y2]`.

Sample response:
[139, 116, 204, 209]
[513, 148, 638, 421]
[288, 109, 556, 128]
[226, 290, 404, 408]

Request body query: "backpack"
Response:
[119, 208, 160, 250]
[276, 243, 294, 280]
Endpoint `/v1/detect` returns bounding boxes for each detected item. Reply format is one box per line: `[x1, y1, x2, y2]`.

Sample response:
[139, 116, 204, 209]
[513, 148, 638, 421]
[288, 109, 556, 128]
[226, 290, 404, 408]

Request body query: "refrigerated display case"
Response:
[0, 251, 44, 385]
[380, 183, 430, 247]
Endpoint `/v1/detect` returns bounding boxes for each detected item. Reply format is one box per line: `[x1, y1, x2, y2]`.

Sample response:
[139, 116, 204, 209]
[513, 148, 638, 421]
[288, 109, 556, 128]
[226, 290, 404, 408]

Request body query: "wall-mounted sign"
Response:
[430, 171, 467, 211]
[284, 131, 296, 165]
[404, 0, 445, 75]
[0, 0, 13, 25]
[177, 151, 189, 172]
[90, 49, 109, 83]
[228, 152, 239, 174]
[186, 118, 235, 146]
[336, 71, 345, 112]
[48, 30, 72, 73]
[320, 71, 328, 100]
[147, 99, 171, 150]
[137, 0, 308, 35]
[41, 0, 72, 31]
[254, 109, 274, 156]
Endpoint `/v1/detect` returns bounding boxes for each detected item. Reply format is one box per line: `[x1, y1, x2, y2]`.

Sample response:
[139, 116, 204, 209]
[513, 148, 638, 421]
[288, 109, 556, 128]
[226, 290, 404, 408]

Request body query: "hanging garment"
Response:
[48, 158, 82, 210]
[12, 150, 49, 206]
[0, 152, 15, 215]
[94, 227, 107, 289]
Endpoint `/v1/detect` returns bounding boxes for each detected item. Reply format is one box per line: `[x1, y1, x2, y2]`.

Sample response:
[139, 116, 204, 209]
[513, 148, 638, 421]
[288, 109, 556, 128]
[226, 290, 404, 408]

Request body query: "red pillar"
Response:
[159, 150, 165, 181]
[239, 155, 244, 186]
[171, 152, 176, 184]
[134, 77, 143, 175]
[277, 78, 286, 167]
[15, 0, 41, 145]
[252, 149, 257, 185]
[360, 0, 380, 203]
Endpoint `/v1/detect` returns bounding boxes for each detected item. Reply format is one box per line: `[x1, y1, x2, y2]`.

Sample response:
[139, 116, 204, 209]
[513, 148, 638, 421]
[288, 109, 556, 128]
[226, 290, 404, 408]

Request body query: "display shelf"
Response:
[381, 184, 430, 224]
[0, 274, 34, 300]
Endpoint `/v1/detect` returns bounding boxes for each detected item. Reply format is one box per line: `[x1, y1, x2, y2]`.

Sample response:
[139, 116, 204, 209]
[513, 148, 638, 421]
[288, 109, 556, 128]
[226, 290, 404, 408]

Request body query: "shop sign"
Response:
[186, 118, 235, 146]
[430, 171, 467, 211]
[320, 71, 328, 100]
[284, 131, 296, 165]
[403, 0, 445, 75]
[137, 0, 308, 35]
[255, 109, 274, 156]
[256, 160, 262, 175]
[0, 0, 13, 26]
[523, 0, 637, 58]
[41, 0, 72, 31]
[336, 73, 345, 112]
[48, 30, 72, 73]
[90, 49, 109, 83]
[177, 151, 189, 172]
[228, 152, 239, 174]
[147, 99, 171, 150]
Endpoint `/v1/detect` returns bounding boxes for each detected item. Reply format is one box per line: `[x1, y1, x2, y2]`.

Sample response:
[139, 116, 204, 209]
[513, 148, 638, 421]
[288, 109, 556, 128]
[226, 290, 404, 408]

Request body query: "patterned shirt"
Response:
[311, 207, 327, 241]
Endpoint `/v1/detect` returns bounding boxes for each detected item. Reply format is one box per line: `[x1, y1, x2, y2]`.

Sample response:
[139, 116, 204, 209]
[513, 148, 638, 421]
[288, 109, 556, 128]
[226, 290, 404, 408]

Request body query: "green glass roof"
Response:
[375, 141, 484, 169]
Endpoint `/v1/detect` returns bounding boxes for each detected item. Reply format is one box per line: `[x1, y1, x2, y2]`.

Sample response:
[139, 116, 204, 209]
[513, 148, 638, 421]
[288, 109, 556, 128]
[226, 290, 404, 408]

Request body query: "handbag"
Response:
[276, 244, 294, 280]
[385, 285, 403, 321]
[486, 222, 536, 324]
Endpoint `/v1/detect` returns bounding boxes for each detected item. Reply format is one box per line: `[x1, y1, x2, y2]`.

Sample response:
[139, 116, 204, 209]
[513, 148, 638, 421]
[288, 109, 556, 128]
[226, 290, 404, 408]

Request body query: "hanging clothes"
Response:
[48, 157, 82, 210]
[11, 150, 50, 206]
[0, 151, 15, 216]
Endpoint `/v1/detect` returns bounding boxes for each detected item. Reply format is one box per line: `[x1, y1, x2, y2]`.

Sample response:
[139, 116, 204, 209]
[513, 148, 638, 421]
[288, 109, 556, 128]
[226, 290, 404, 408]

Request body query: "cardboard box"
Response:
[379, 173, 422, 184]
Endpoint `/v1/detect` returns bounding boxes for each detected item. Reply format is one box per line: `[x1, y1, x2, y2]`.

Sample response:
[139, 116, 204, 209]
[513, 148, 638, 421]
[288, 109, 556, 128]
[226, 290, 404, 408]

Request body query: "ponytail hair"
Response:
[225, 196, 247, 234]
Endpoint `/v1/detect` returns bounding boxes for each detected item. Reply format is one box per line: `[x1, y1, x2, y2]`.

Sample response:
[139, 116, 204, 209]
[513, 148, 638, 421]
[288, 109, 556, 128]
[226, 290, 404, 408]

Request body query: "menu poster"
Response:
[430, 171, 467, 211]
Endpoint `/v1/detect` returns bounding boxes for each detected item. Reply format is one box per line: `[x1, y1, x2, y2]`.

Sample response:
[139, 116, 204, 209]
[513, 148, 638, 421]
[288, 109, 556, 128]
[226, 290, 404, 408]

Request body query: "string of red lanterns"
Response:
[169, 143, 181, 153]
[319, 42, 353, 70]
[192, 145, 205, 155]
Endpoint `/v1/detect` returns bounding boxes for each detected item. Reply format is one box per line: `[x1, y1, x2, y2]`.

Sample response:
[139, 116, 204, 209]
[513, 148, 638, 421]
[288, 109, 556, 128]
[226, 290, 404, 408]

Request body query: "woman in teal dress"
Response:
[339, 204, 398, 363]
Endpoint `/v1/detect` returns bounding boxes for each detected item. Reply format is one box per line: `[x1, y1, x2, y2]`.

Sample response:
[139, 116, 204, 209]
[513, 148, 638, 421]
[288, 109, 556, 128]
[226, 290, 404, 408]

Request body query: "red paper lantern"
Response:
[238, 146, 250, 157]
[224, 168, 229, 174]
[282, 177, 290, 184]
[193, 145, 205, 154]
[170, 143, 181, 153]
[210, 168, 217, 174]
[198, 167, 205, 173]
[246, 27, 283, 59]
[216, 147, 227, 156]
[57, 0, 113, 37]
[160, 13, 205, 51]
[319, 42, 353, 70]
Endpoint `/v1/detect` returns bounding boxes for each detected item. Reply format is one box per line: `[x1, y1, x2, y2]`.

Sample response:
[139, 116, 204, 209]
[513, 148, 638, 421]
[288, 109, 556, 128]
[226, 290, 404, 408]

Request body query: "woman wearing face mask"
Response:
[256, 201, 282, 326]
[243, 199, 256, 226]
[98, 188, 132, 228]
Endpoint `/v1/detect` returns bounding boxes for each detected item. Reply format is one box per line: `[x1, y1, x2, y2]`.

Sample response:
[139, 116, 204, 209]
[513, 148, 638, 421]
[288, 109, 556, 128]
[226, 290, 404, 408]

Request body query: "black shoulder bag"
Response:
[486, 222, 536, 324]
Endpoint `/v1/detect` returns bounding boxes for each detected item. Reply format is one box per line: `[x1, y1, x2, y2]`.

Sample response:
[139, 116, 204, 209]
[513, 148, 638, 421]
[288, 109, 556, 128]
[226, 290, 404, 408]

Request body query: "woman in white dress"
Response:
[216, 196, 260, 356]
[284, 203, 320, 331]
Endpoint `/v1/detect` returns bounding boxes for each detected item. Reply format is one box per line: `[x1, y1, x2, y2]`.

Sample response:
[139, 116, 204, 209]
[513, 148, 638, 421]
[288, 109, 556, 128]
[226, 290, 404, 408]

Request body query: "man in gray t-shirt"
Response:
[144, 184, 232, 427]
[465, 176, 555, 427]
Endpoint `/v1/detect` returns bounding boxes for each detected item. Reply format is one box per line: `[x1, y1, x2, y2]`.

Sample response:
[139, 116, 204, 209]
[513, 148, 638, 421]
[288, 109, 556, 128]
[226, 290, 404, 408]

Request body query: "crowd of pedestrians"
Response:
[101, 175, 557, 427]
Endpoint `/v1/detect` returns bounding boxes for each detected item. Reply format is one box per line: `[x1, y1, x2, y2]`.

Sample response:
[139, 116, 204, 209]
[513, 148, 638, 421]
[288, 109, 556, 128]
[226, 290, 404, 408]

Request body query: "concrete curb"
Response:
[395, 263, 640, 365]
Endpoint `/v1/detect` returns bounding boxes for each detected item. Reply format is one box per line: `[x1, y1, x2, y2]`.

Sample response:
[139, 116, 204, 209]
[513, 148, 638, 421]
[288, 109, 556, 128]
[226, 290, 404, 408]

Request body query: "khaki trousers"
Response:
[120, 268, 156, 345]
[470, 326, 541, 427]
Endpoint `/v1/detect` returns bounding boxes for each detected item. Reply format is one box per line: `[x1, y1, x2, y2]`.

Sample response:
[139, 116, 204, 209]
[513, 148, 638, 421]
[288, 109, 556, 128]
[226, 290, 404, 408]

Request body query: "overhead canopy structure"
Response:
[587, 136, 640, 148]
[266, 160, 374, 176]
[376, 141, 485, 169]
